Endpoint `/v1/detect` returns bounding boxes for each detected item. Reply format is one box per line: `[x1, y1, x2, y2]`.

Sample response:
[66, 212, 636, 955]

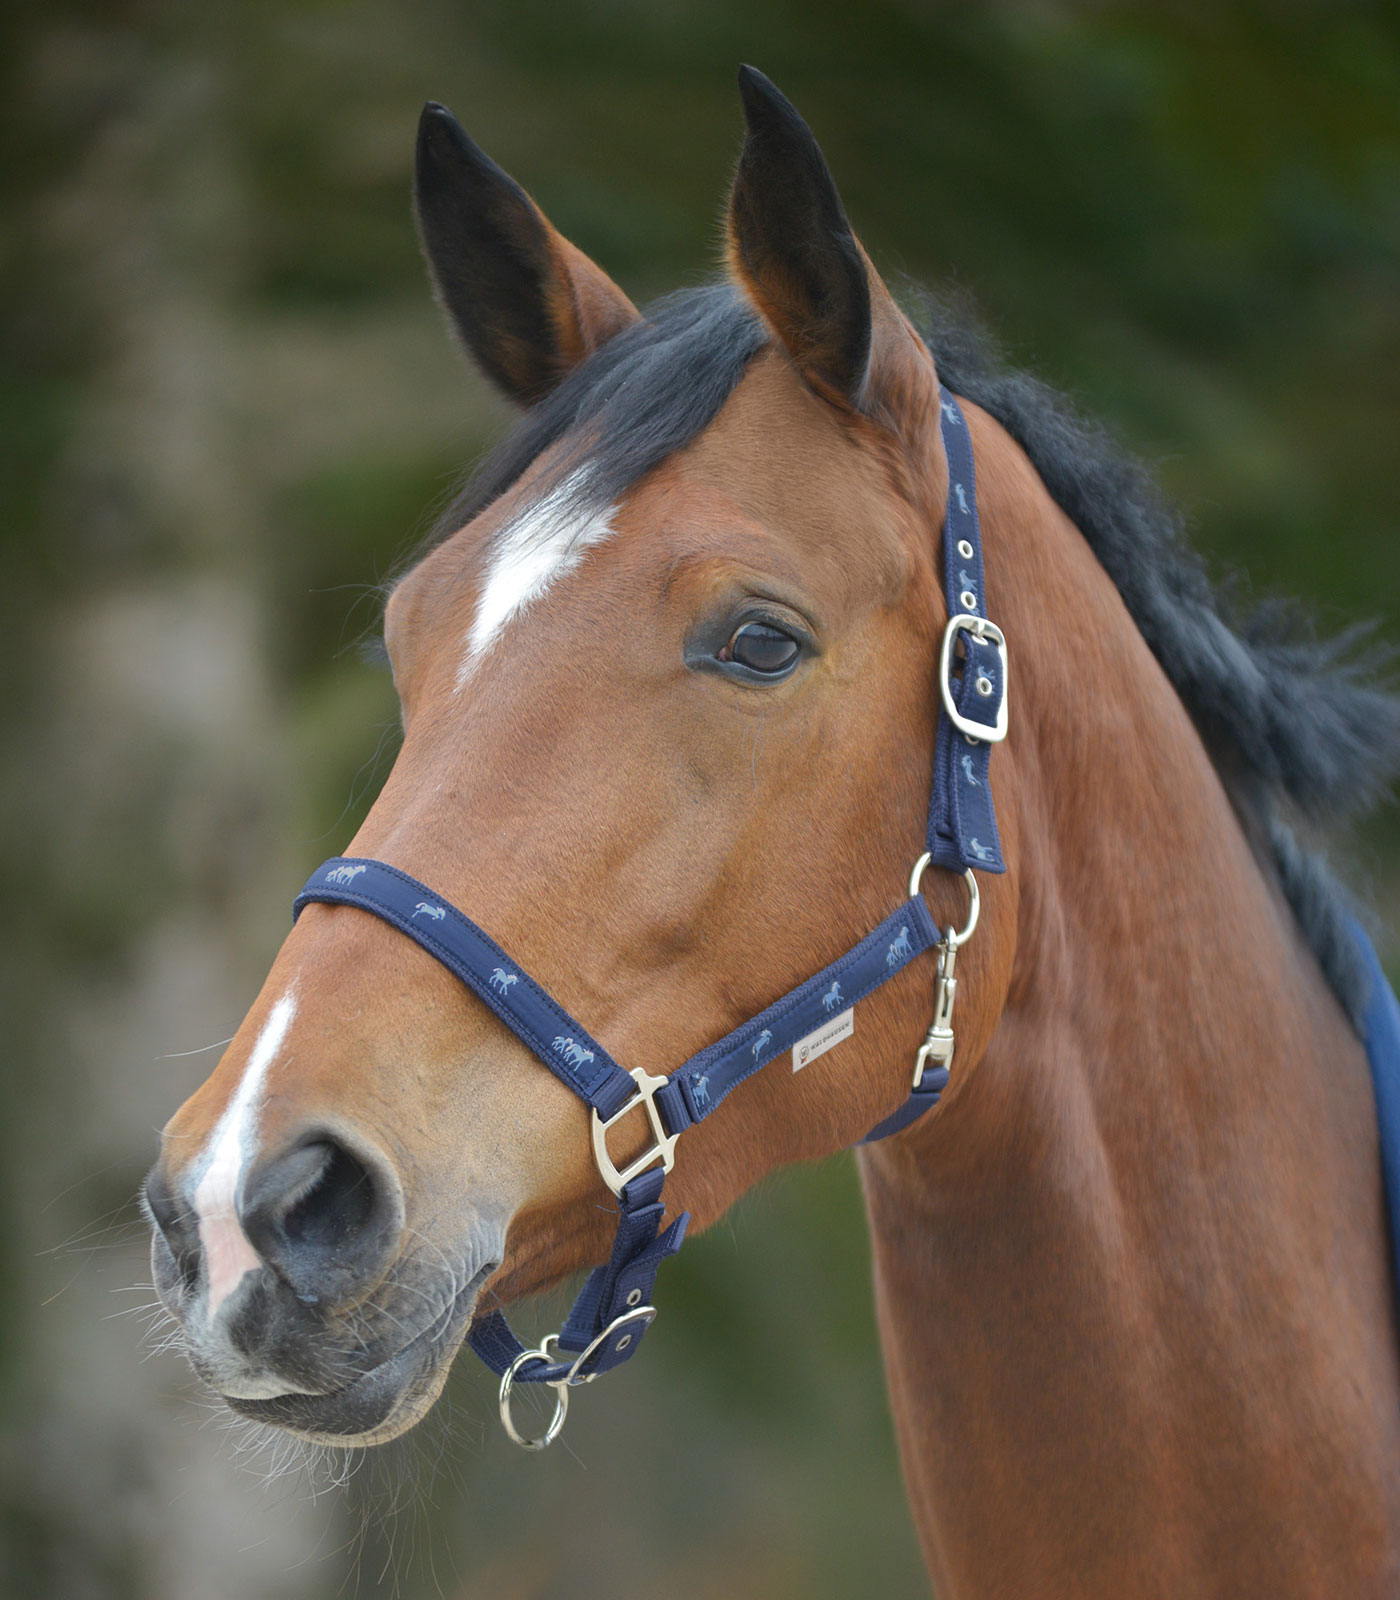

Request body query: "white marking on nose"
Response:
[456, 470, 615, 687]
[192, 990, 296, 1319]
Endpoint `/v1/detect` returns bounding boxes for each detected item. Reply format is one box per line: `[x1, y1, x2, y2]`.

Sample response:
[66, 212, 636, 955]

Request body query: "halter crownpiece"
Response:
[293, 388, 1008, 1448]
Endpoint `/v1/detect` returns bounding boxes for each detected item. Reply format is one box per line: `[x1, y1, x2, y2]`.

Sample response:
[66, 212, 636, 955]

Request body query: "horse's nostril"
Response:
[143, 1162, 201, 1294]
[240, 1133, 403, 1309]
[281, 1141, 375, 1251]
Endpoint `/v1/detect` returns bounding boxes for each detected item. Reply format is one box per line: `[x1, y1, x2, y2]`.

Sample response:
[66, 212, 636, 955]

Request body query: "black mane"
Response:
[428, 283, 1400, 1024]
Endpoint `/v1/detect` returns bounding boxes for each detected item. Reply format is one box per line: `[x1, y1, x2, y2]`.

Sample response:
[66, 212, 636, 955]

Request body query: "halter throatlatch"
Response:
[293, 388, 1008, 1447]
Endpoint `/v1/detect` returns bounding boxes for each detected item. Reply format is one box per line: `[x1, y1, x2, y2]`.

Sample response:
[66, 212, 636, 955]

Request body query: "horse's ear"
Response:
[727, 68, 932, 422]
[414, 102, 640, 407]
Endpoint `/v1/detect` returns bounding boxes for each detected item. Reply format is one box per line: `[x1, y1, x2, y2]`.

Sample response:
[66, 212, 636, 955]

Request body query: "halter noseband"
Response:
[293, 389, 1008, 1448]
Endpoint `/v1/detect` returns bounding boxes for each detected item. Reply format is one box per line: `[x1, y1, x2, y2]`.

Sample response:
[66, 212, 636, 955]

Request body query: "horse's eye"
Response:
[722, 621, 801, 675]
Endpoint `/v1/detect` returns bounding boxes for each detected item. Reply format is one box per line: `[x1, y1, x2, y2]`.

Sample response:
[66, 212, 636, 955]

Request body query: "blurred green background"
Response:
[2, 2, 1397, 1597]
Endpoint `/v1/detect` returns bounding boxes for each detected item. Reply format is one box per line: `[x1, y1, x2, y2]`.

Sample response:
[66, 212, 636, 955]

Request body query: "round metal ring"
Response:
[498, 1348, 569, 1450]
[907, 857, 980, 947]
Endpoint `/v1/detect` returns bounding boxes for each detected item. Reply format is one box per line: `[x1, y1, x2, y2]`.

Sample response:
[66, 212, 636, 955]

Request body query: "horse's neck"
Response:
[861, 428, 1400, 1598]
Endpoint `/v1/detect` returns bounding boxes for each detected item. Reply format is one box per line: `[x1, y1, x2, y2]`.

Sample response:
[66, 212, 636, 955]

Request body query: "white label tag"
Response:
[792, 1008, 854, 1072]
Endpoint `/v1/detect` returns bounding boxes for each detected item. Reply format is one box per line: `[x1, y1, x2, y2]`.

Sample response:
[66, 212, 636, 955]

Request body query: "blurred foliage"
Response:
[1, 1, 1397, 1597]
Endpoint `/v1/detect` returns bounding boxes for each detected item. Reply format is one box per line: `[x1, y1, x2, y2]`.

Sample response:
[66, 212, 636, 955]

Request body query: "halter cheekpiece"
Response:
[294, 388, 1008, 1448]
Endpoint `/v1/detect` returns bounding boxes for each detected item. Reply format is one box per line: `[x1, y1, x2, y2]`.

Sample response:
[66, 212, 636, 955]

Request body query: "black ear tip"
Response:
[736, 66, 806, 138]
[415, 99, 502, 185]
[737, 65, 777, 107]
[419, 100, 457, 133]
[418, 100, 465, 154]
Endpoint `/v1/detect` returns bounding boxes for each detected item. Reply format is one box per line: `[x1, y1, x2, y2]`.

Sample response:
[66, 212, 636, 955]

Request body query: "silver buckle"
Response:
[561, 1305, 657, 1386]
[939, 614, 1008, 743]
[591, 1067, 678, 1196]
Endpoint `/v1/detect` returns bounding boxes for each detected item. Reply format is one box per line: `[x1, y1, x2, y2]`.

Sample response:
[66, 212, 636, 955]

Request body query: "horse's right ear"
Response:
[414, 103, 640, 407]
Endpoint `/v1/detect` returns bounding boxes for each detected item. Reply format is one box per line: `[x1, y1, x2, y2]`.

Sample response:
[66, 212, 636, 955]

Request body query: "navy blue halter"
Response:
[294, 389, 1008, 1440]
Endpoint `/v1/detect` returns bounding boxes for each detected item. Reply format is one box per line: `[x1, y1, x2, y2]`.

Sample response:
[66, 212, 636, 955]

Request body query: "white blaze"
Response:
[192, 989, 296, 1318]
[457, 470, 615, 687]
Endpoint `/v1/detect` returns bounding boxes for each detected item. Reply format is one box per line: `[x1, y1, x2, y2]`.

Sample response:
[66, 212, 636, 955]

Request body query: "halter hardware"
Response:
[499, 1348, 569, 1450]
[908, 862, 981, 1088]
[497, 1304, 658, 1449]
[591, 1067, 678, 1196]
[292, 389, 1007, 1451]
[556, 1305, 658, 1385]
[940, 614, 1009, 743]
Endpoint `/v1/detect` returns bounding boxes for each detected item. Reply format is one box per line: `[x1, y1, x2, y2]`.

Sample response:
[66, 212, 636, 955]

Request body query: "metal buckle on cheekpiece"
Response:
[940, 614, 1009, 744]
[908, 860, 981, 1088]
[591, 1067, 678, 1196]
[560, 1305, 658, 1386]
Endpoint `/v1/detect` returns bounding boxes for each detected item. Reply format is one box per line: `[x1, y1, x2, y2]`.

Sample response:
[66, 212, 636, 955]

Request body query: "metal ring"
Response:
[498, 1348, 569, 1450]
[907, 857, 980, 947]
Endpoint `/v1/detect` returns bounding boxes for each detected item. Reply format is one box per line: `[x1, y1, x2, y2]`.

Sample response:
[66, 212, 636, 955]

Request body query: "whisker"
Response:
[157, 1035, 235, 1060]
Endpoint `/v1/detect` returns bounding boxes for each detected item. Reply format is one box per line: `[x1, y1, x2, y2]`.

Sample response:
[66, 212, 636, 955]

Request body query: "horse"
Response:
[142, 68, 1400, 1596]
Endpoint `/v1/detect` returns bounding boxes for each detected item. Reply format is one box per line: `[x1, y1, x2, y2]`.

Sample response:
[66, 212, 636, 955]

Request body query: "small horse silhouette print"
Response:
[968, 838, 995, 862]
[413, 902, 446, 921]
[940, 397, 961, 425]
[822, 981, 843, 1013]
[692, 1074, 711, 1108]
[752, 1028, 773, 1059]
[887, 926, 914, 967]
[953, 483, 970, 515]
[958, 567, 978, 597]
[489, 967, 518, 994]
[961, 753, 981, 787]
[325, 863, 366, 887]
[551, 1035, 595, 1069]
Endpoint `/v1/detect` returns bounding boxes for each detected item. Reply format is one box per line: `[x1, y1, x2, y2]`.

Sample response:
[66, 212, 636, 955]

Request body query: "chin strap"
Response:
[291, 389, 1007, 1447]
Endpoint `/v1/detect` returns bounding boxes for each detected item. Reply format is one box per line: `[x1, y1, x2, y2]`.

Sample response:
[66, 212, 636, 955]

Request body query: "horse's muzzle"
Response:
[217, 1263, 492, 1441]
[144, 1126, 503, 1443]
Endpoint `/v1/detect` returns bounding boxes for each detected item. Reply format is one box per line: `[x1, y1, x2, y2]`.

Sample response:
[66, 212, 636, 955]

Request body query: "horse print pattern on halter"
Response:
[551, 1035, 596, 1069]
[752, 1028, 773, 1059]
[324, 863, 367, 887]
[822, 981, 844, 1012]
[887, 926, 914, 967]
[489, 967, 518, 994]
[961, 753, 981, 787]
[413, 902, 447, 921]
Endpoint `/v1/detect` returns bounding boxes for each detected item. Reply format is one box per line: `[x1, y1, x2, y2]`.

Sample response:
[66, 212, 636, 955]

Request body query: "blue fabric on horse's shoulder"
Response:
[1353, 920, 1400, 1305]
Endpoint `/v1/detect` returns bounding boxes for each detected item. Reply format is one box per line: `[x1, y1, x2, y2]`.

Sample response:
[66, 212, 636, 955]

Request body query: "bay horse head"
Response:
[145, 69, 994, 1445]
[144, 68, 1400, 1595]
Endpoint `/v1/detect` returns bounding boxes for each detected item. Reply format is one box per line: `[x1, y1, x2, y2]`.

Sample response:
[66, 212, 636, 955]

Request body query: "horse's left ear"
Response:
[728, 68, 933, 426]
